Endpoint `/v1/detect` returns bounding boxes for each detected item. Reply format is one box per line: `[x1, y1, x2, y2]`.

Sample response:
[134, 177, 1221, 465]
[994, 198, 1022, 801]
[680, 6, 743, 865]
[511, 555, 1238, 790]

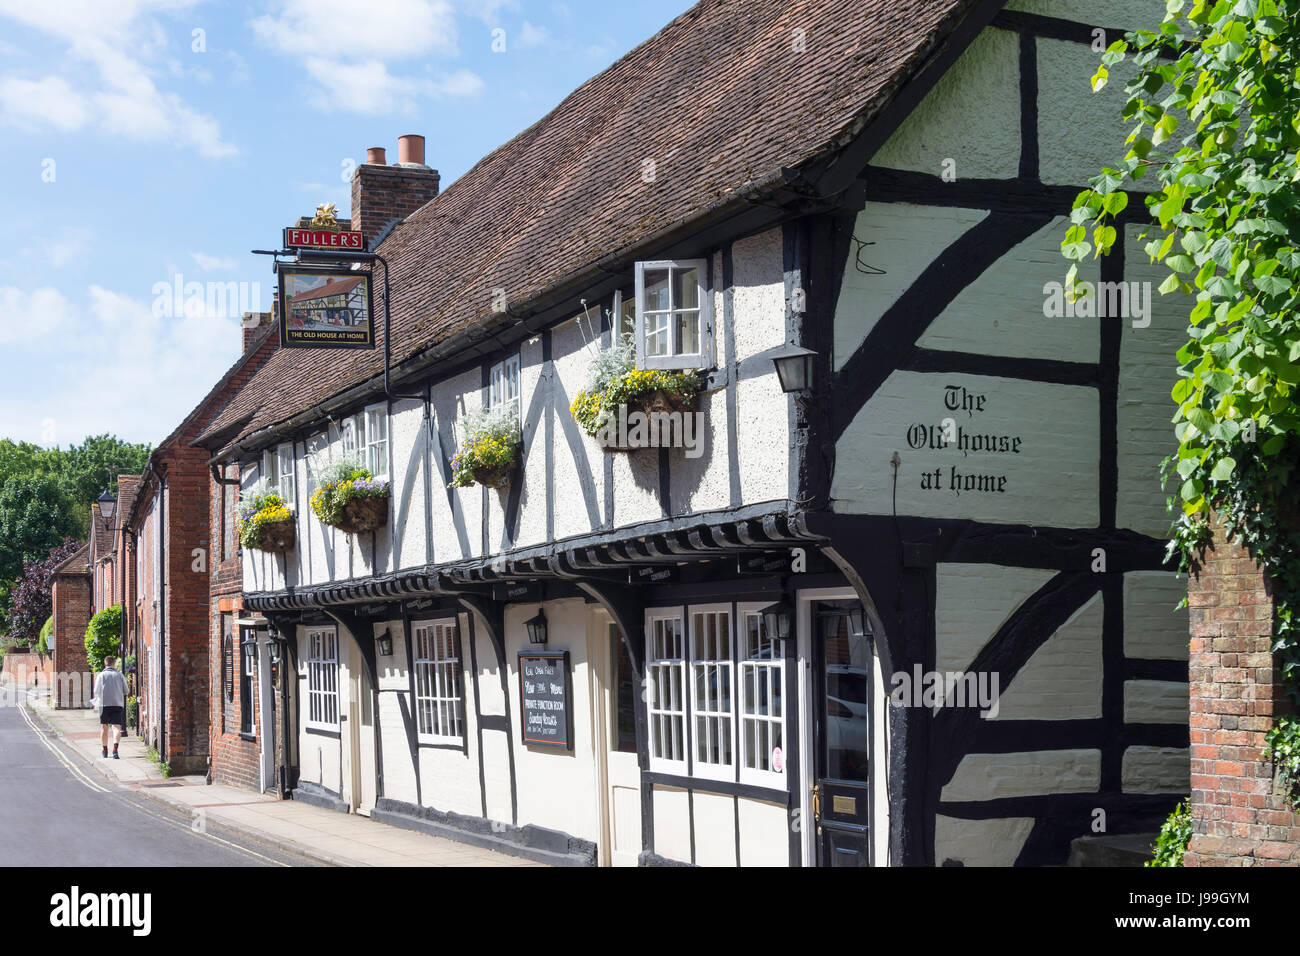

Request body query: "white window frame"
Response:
[612, 289, 636, 343]
[488, 355, 520, 415]
[305, 626, 339, 731]
[737, 602, 787, 787]
[412, 618, 465, 745]
[634, 258, 713, 371]
[687, 603, 736, 783]
[305, 432, 328, 496]
[363, 402, 388, 477]
[645, 611, 688, 774]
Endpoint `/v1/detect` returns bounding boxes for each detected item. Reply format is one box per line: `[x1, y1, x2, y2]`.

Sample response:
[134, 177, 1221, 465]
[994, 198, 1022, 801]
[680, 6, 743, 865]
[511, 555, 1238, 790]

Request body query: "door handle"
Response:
[810, 783, 822, 820]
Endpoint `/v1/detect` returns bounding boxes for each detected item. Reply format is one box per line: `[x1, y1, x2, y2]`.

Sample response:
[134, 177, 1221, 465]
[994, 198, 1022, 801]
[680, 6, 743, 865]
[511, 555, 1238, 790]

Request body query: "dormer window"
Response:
[634, 259, 712, 370]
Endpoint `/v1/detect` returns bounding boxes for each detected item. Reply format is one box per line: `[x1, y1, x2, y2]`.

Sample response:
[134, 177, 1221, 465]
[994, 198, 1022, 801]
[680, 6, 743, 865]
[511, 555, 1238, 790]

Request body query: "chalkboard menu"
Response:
[518, 651, 571, 750]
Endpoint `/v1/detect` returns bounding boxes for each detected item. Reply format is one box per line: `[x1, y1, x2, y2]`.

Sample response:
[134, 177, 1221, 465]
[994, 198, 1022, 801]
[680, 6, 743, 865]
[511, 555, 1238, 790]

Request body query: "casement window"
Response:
[489, 355, 520, 414]
[305, 433, 328, 496]
[645, 603, 787, 786]
[341, 403, 389, 475]
[646, 614, 687, 772]
[262, 443, 294, 503]
[240, 632, 256, 737]
[612, 288, 636, 342]
[412, 619, 464, 744]
[305, 627, 339, 731]
[739, 607, 785, 786]
[634, 259, 713, 370]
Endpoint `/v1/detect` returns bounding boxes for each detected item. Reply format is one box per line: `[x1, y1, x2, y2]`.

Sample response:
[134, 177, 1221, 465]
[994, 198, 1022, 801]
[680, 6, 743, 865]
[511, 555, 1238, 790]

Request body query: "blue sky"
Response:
[0, 0, 693, 447]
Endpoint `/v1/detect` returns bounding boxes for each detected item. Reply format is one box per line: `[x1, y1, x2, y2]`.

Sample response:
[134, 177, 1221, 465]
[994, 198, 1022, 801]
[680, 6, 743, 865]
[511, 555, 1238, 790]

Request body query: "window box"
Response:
[450, 404, 521, 489]
[309, 458, 390, 534]
[237, 484, 296, 553]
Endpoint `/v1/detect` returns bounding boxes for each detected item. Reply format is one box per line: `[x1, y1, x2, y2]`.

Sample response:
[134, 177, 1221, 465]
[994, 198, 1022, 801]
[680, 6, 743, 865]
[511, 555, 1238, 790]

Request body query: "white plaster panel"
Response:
[430, 366, 481, 563]
[834, 371, 1100, 526]
[550, 317, 603, 540]
[730, 227, 786, 362]
[1117, 224, 1186, 538]
[481, 726, 515, 825]
[417, 745, 482, 818]
[834, 204, 989, 372]
[675, 383, 731, 516]
[936, 564, 1056, 674]
[513, 333, 548, 550]
[691, 791, 738, 867]
[737, 797, 789, 867]
[994, 595, 1103, 720]
[1122, 745, 1188, 794]
[1006, 0, 1167, 33]
[918, 216, 1103, 362]
[378, 692, 418, 804]
[941, 749, 1102, 802]
[390, 398, 428, 570]
[735, 371, 790, 507]
[652, 785, 692, 864]
[934, 815, 1035, 867]
[872, 28, 1021, 179]
[1124, 680, 1189, 725]
[1123, 571, 1189, 660]
[472, 619, 507, 717]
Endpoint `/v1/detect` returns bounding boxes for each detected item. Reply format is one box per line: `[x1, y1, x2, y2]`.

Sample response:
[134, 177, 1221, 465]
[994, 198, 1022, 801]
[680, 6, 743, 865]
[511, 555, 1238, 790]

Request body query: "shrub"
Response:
[309, 456, 389, 526]
[126, 695, 138, 728]
[1146, 800, 1191, 867]
[449, 405, 521, 488]
[84, 604, 122, 673]
[36, 615, 52, 655]
[237, 482, 295, 551]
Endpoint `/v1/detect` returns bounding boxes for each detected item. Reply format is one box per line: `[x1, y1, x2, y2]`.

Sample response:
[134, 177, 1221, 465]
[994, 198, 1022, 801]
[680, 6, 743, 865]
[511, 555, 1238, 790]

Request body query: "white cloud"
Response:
[460, 0, 518, 26]
[252, 0, 479, 114]
[0, 76, 88, 131]
[189, 252, 237, 272]
[36, 229, 92, 268]
[516, 21, 549, 49]
[0, 286, 72, 343]
[0, 0, 236, 158]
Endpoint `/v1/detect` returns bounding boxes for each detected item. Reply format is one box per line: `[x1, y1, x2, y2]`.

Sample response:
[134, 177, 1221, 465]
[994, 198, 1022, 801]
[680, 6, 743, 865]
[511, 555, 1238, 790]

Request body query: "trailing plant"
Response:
[449, 404, 521, 488]
[309, 456, 390, 527]
[1146, 799, 1192, 867]
[1064, 0, 1300, 805]
[84, 604, 122, 673]
[126, 694, 138, 729]
[569, 333, 701, 439]
[237, 481, 296, 551]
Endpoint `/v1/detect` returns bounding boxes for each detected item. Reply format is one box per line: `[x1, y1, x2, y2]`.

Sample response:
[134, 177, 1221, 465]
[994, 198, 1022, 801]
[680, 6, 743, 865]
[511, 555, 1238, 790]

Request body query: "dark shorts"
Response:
[100, 706, 125, 726]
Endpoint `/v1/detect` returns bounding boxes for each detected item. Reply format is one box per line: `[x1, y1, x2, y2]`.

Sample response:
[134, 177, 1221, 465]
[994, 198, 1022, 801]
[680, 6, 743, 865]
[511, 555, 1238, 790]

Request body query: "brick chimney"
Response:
[350, 134, 440, 248]
[241, 311, 273, 353]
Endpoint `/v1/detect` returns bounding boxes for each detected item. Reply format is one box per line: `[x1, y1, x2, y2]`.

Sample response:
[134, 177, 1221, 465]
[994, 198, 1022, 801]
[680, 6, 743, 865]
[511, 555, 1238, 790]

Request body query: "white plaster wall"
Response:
[1123, 571, 1189, 660]
[871, 28, 1021, 179]
[550, 317, 606, 539]
[505, 598, 601, 843]
[934, 815, 1035, 867]
[994, 595, 1103, 720]
[935, 565, 1056, 675]
[918, 216, 1103, 362]
[418, 743, 482, 817]
[429, 366, 481, 564]
[737, 798, 788, 867]
[1006, 0, 1167, 30]
[691, 791, 738, 867]
[1124, 680, 1189, 725]
[835, 371, 1100, 527]
[1122, 745, 1188, 793]
[390, 399, 429, 570]
[468, 613, 514, 823]
[376, 621, 417, 804]
[513, 333, 549, 550]
[652, 785, 692, 864]
[941, 748, 1102, 802]
[677, 252, 732, 515]
[834, 204, 988, 371]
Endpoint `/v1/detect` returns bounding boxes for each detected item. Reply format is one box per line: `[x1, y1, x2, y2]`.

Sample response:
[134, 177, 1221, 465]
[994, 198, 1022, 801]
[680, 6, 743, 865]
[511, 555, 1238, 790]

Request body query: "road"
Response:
[0, 697, 315, 867]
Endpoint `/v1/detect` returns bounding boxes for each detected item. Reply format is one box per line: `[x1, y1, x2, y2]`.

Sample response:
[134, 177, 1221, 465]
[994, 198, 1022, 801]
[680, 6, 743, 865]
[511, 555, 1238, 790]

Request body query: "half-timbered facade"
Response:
[196, 0, 1188, 866]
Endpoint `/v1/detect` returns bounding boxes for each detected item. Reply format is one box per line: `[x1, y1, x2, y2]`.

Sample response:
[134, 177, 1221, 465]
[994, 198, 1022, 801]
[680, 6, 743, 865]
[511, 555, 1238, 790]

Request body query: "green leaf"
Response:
[1210, 457, 1236, 481]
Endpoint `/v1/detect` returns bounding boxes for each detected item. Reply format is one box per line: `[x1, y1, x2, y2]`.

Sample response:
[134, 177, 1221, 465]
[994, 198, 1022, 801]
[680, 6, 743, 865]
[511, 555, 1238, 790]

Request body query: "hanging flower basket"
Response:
[450, 405, 522, 489]
[571, 359, 702, 454]
[310, 460, 391, 534]
[238, 489, 297, 553]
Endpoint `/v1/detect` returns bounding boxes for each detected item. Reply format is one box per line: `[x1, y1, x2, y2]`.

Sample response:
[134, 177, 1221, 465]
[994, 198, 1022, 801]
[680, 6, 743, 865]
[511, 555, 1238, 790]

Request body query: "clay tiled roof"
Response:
[90, 505, 111, 557]
[52, 542, 89, 576]
[199, 0, 979, 451]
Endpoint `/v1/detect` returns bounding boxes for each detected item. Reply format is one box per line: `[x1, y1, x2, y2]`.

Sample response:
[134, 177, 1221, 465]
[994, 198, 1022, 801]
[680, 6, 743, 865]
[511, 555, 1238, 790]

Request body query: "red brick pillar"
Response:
[1185, 517, 1300, 865]
[51, 571, 92, 709]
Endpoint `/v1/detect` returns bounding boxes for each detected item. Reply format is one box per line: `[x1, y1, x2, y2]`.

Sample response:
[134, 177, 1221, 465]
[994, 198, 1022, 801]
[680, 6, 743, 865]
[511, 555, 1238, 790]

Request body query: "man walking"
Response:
[97, 657, 128, 760]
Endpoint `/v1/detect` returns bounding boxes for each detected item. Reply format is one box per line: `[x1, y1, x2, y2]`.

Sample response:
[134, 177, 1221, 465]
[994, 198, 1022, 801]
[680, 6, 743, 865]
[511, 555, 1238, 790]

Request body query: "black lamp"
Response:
[525, 608, 548, 645]
[767, 343, 817, 393]
[96, 488, 116, 530]
[759, 600, 793, 643]
[377, 628, 393, 657]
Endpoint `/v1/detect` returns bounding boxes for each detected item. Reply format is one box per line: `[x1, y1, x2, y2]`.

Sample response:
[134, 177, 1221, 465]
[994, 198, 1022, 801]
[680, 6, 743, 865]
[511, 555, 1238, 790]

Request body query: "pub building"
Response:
[195, 0, 1191, 866]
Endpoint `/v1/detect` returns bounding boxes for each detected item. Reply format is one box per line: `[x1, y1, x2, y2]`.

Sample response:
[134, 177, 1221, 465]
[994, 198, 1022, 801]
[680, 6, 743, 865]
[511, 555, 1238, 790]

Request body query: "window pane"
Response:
[675, 311, 700, 355]
[618, 295, 636, 340]
[643, 269, 670, 311]
[673, 267, 699, 310]
[645, 313, 670, 357]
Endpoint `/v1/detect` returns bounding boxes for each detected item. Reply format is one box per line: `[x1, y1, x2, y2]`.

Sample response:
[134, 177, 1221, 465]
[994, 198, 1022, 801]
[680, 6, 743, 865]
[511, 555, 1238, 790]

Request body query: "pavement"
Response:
[18, 691, 544, 867]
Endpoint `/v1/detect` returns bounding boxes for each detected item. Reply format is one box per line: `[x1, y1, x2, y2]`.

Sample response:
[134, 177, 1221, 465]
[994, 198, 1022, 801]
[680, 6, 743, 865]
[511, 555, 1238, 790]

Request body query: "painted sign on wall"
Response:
[519, 650, 571, 750]
[277, 265, 375, 350]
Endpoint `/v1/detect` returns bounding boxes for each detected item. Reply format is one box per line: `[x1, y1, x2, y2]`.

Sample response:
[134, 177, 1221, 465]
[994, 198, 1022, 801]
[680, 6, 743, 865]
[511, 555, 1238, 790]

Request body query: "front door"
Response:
[594, 619, 642, 867]
[811, 600, 873, 866]
[350, 639, 377, 816]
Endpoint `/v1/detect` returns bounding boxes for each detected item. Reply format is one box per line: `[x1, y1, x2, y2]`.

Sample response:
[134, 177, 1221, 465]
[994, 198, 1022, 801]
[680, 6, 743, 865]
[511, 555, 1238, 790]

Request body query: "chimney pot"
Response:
[398, 134, 426, 166]
[366, 146, 387, 165]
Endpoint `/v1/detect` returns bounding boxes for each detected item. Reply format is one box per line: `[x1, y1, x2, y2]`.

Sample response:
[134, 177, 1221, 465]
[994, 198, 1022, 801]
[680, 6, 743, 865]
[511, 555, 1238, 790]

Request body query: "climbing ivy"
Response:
[1063, 0, 1300, 828]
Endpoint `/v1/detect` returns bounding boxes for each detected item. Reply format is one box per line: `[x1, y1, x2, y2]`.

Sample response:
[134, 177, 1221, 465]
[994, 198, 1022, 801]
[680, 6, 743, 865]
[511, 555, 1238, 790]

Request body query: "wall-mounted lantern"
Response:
[767, 343, 817, 394]
[377, 629, 394, 657]
[759, 600, 793, 643]
[525, 608, 548, 645]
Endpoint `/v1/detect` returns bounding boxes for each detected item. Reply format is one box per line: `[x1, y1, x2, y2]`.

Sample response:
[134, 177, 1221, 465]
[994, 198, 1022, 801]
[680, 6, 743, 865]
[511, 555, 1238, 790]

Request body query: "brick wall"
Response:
[1185, 517, 1300, 865]
[351, 161, 440, 247]
[51, 570, 91, 709]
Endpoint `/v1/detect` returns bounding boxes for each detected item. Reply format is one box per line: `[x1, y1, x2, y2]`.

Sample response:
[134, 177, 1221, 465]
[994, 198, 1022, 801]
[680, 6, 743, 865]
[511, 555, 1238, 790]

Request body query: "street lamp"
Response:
[96, 488, 116, 530]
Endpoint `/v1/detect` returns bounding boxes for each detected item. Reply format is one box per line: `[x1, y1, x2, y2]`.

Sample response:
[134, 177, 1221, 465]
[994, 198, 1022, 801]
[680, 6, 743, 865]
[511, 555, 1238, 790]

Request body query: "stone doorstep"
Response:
[1067, 833, 1158, 867]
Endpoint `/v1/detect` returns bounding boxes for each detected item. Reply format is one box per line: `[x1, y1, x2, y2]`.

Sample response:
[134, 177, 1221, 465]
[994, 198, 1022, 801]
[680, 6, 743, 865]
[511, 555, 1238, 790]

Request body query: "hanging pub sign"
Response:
[278, 264, 375, 350]
[283, 202, 364, 252]
[518, 650, 571, 750]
